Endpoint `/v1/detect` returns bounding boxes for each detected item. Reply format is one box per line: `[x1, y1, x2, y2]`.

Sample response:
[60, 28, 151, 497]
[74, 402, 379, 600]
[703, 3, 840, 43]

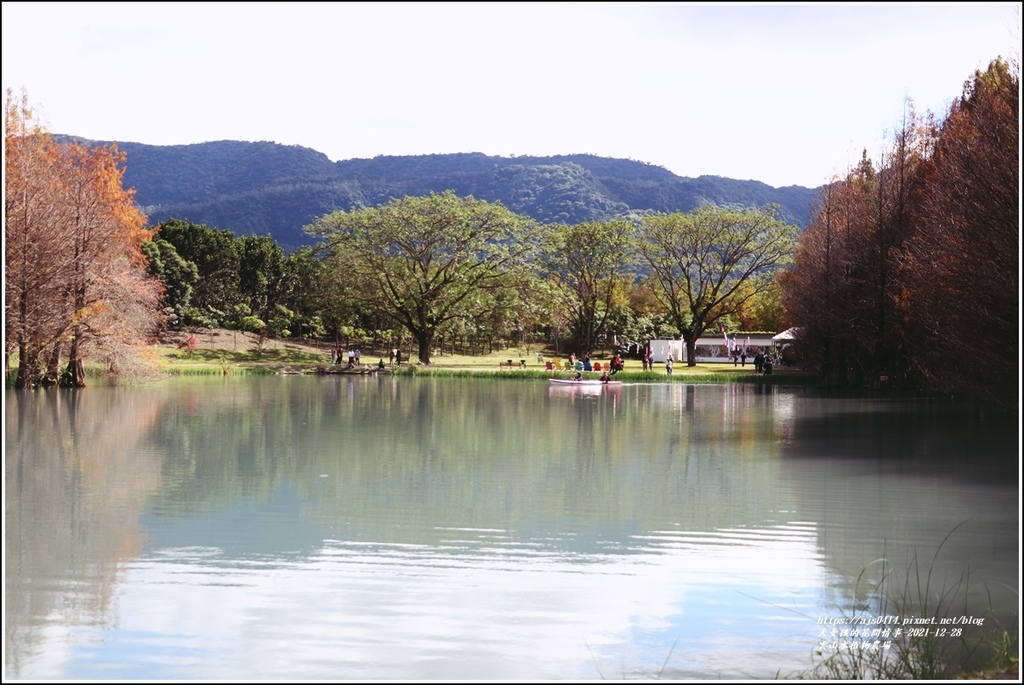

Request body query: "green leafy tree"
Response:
[542, 219, 634, 354]
[732, 275, 788, 332]
[636, 205, 798, 366]
[267, 304, 294, 338]
[239, 315, 266, 334]
[155, 219, 242, 323]
[307, 190, 540, 364]
[237, 234, 287, 322]
[279, 244, 336, 340]
[143, 238, 199, 327]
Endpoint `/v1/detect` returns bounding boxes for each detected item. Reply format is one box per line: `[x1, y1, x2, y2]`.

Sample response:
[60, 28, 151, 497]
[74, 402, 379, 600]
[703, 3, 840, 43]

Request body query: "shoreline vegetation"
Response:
[786, 526, 1020, 681]
[147, 328, 817, 384]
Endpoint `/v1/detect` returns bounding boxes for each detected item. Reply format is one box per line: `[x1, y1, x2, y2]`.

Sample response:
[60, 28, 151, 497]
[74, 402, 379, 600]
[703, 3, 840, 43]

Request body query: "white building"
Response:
[649, 333, 777, 363]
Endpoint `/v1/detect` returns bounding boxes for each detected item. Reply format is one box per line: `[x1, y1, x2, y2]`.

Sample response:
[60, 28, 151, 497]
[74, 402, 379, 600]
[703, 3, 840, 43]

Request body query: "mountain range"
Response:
[60, 137, 822, 251]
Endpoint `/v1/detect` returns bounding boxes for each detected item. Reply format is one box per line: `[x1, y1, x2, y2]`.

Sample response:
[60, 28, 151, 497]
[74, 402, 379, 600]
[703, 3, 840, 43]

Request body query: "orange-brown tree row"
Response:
[5, 89, 162, 388]
[779, 58, 1018, 410]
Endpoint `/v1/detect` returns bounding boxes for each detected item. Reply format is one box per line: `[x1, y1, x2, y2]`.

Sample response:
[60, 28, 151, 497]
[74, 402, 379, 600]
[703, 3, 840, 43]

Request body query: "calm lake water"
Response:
[4, 376, 1018, 680]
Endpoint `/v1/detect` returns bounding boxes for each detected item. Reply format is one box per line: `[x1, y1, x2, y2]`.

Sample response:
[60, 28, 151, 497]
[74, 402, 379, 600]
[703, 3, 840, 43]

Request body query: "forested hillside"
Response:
[56, 137, 819, 251]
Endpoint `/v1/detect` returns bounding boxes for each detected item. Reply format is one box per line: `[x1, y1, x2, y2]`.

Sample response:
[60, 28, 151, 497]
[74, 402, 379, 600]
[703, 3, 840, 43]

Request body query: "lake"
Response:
[4, 376, 1018, 680]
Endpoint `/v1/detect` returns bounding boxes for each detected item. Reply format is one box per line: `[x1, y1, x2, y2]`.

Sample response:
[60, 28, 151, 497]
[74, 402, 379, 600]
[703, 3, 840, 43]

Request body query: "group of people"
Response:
[609, 353, 624, 374]
[566, 352, 593, 372]
[573, 370, 614, 383]
[330, 347, 361, 367]
[560, 346, 782, 376]
[327, 345, 410, 370]
[733, 348, 774, 375]
[565, 351, 627, 374]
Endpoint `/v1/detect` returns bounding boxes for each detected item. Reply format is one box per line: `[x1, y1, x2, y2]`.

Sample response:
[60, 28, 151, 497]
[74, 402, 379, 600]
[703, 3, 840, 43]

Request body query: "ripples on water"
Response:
[5, 378, 1017, 680]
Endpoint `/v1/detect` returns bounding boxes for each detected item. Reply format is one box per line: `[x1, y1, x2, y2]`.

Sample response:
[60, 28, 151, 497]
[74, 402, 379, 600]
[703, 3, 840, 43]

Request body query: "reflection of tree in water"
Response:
[288, 379, 789, 548]
[5, 389, 168, 672]
[6, 379, 793, 578]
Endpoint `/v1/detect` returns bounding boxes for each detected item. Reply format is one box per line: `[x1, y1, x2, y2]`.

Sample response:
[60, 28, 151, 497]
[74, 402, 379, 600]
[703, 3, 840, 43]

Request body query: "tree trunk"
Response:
[14, 344, 42, 389]
[44, 343, 63, 385]
[415, 328, 434, 364]
[60, 333, 87, 387]
[61, 359, 87, 387]
[685, 335, 698, 367]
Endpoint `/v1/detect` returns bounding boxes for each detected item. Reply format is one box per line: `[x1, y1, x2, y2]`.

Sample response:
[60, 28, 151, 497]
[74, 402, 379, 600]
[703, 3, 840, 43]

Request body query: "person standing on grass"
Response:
[666, 355, 674, 375]
[611, 353, 624, 375]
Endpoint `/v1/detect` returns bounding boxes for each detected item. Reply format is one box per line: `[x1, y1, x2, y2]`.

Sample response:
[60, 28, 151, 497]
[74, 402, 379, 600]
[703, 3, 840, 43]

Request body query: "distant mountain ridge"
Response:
[57, 137, 821, 251]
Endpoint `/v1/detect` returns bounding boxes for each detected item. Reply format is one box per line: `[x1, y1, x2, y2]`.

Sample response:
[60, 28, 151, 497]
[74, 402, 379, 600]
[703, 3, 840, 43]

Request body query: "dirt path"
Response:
[161, 328, 329, 355]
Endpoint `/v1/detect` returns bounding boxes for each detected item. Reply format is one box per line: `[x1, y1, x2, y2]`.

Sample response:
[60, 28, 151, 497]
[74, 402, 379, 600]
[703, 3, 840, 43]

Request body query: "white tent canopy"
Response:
[772, 327, 800, 342]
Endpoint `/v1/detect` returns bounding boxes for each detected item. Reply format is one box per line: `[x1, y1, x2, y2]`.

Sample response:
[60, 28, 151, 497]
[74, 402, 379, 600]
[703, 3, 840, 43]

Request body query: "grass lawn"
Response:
[154, 330, 813, 384]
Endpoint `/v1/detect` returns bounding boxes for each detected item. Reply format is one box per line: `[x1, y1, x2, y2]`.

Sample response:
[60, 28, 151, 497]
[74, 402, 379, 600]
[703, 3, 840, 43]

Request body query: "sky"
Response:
[3, 2, 1020, 189]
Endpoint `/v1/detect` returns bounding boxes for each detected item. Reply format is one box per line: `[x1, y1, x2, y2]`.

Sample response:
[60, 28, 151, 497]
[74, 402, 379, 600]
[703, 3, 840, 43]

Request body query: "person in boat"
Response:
[574, 372, 583, 381]
[600, 371, 610, 383]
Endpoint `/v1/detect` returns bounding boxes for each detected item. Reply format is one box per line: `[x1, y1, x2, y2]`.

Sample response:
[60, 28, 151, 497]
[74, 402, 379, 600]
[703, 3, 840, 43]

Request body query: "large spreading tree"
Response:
[306, 190, 540, 364]
[542, 219, 634, 354]
[636, 205, 798, 366]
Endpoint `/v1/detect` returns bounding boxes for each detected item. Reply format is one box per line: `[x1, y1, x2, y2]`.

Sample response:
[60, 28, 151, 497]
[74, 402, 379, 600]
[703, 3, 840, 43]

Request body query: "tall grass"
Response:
[789, 525, 1019, 680]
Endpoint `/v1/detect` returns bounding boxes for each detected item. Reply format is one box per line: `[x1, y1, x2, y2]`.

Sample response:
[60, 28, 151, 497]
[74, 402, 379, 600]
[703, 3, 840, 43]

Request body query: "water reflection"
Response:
[5, 378, 1017, 680]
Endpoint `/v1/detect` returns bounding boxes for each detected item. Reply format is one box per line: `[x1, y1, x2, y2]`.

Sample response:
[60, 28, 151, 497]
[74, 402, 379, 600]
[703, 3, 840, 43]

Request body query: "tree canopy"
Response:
[636, 205, 798, 366]
[5, 88, 162, 387]
[542, 219, 634, 353]
[780, 57, 1018, 409]
[307, 190, 541, 364]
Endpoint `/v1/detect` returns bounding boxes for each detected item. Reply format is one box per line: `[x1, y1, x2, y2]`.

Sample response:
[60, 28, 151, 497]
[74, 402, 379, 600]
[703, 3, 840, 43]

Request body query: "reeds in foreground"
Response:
[790, 524, 1019, 680]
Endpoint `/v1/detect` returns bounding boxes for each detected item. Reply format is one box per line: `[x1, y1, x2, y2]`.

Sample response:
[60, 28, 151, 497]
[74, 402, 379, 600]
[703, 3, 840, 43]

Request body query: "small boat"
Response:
[548, 378, 623, 386]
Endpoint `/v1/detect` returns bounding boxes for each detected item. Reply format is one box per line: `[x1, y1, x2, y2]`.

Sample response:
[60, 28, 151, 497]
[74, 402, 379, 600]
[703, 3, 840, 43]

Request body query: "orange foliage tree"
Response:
[781, 57, 1017, 409]
[5, 89, 163, 388]
[895, 58, 1019, 409]
[780, 156, 879, 386]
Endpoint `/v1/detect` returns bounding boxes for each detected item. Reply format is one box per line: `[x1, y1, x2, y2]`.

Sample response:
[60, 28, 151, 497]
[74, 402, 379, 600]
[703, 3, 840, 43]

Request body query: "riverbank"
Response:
[155, 328, 814, 382]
